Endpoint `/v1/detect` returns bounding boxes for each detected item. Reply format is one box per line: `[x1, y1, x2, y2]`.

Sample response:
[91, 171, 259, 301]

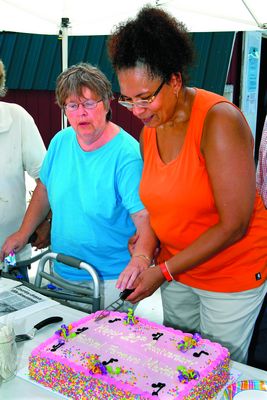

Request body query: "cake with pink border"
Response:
[29, 310, 230, 399]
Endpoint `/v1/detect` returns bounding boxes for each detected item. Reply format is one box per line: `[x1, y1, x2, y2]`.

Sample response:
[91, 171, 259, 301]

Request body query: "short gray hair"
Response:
[0, 59, 7, 97]
[56, 63, 113, 120]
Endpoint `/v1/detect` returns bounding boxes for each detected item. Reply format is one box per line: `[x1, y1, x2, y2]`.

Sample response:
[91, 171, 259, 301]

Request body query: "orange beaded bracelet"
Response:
[159, 261, 174, 282]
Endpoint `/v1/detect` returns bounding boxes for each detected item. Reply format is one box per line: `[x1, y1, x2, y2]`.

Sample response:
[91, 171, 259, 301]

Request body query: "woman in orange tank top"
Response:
[108, 6, 267, 363]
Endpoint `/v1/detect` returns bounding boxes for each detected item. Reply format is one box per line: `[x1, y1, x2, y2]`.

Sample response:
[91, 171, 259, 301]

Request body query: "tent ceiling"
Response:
[0, 0, 266, 35]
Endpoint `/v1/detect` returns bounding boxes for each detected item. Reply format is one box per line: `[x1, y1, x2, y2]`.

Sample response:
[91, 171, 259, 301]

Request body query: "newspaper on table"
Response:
[0, 277, 22, 293]
[0, 278, 58, 323]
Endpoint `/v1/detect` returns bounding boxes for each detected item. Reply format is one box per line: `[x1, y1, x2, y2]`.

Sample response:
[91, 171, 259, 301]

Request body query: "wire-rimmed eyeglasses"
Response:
[64, 99, 103, 112]
[118, 81, 165, 110]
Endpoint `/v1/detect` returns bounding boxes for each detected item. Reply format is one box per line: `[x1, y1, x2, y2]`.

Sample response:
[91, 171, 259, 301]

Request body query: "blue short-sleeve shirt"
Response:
[40, 127, 144, 280]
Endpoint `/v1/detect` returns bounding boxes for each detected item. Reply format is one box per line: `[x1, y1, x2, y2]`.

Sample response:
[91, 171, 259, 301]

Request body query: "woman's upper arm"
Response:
[34, 179, 49, 204]
[201, 102, 256, 232]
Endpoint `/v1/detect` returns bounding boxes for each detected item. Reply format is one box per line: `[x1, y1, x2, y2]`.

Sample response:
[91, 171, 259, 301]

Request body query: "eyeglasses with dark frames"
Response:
[64, 99, 103, 112]
[118, 81, 165, 110]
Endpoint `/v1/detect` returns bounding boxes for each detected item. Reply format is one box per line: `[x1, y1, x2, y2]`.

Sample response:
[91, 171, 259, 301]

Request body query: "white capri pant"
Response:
[161, 280, 267, 364]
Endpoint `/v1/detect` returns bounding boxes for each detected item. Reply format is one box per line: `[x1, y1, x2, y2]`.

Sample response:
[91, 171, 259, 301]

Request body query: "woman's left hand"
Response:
[116, 256, 150, 291]
[124, 265, 165, 303]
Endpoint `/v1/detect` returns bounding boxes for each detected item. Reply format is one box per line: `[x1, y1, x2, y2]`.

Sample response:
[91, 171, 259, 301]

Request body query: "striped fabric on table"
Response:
[223, 380, 267, 398]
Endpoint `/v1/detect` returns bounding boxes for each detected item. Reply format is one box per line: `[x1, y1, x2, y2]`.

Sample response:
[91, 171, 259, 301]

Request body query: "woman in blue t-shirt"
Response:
[1, 63, 157, 309]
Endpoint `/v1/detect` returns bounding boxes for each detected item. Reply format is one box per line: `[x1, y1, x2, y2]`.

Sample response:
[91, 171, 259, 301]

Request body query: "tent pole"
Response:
[241, 0, 266, 29]
[60, 17, 70, 129]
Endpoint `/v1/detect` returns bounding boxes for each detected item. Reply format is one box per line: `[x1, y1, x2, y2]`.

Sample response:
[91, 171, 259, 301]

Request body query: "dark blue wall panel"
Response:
[0, 31, 234, 94]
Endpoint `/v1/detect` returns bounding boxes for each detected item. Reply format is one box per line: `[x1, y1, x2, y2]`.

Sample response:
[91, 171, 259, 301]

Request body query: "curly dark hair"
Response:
[108, 5, 195, 83]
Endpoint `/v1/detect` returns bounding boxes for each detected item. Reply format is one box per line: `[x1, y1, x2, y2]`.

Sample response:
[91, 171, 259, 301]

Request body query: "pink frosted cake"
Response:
[29, 310, 230, 399]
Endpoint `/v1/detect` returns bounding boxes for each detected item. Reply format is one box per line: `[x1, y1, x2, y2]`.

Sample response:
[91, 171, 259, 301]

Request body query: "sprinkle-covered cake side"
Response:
[29, 356, 148, 400]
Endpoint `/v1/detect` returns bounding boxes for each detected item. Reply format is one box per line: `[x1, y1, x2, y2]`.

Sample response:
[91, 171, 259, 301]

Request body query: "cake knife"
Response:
[15, 316, 63, 342]
[95, 288, 134, 321]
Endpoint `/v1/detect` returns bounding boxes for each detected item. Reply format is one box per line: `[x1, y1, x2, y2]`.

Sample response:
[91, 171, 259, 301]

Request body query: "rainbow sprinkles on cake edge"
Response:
[29, 309, 230, 399]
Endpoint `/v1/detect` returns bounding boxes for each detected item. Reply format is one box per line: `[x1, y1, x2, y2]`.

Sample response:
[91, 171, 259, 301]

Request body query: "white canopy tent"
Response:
[0, 0, 266, 72]
[1, 0, 266, 130]
[0, 0, 266, 77]
[0, 0, 266, 35]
